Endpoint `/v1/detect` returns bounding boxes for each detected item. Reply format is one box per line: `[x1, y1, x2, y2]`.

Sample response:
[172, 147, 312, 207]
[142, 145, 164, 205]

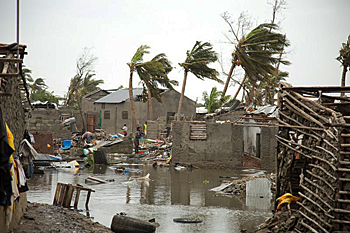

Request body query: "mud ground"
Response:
[12, 202, 112, 233]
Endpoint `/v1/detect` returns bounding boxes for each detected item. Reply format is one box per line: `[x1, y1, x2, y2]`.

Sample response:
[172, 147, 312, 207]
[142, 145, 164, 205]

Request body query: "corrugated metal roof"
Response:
[94, 88, 143, 104]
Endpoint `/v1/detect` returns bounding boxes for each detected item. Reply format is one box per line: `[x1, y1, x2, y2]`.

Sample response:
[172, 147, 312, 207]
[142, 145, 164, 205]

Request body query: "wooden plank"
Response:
[334, 208, 350, 214]
[58, 184, 67, 206]
[0, 73, 19, 77]
[333, 219, 350, 224]
[74, 188, 81, 210]
[53, 183, 62, 205]
[298, 219, 320, 233]
[341, 133, 350, 137]
[309, 164, 337, 180]
[339, 190, 350, 195]
[339, 177, 350, 182]
[338, 168, 350, 172]
[340, 151, 350, 155]
[64, 185, 74, 208]
[299, 210, 330, 233]
[336, 199, 350, 204]
[297, 202, 332, 228]
[0, 58, 23, 63]
[85, 191, 91, 209]
[298, 191, 334, 219]
[339, 160, 350, 165]
[340, 144, 350, 147]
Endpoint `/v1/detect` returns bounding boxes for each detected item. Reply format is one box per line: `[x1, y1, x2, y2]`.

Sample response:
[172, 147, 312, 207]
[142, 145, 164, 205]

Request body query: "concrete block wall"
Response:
[260, 126, 278, 173]
[0, 64, 27, 231]
[172, 121, 278, 172]
[172, 122, 243, 169]
[27, 108, 100, 139]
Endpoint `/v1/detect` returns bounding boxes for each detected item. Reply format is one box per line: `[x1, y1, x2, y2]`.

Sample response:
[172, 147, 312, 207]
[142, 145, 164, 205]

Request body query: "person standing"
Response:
[134, 126, 142, 154]
[122, 124, 128, 136]
[143, 121, 147, 137]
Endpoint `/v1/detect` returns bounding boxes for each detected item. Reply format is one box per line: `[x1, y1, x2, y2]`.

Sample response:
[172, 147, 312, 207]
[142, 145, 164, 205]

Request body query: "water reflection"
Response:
[27, 162, 271, 232]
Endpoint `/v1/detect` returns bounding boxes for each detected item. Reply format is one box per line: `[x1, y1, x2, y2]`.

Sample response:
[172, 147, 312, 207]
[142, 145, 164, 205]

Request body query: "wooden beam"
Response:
[0, 58, 23, 63]
[0, 73, 19, 77]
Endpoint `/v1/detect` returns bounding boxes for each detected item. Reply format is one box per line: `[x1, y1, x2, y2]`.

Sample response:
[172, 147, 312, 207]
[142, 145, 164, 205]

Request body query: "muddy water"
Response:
[27, 160, 272, 232]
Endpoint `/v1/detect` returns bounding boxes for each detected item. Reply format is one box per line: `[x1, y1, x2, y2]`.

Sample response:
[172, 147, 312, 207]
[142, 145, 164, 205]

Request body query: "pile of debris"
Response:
[213, 173, 276, 200]
[255, 210, 300, 233]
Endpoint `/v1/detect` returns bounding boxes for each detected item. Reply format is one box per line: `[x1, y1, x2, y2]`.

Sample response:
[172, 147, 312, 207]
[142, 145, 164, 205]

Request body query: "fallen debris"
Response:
[111, 214, 157, 233]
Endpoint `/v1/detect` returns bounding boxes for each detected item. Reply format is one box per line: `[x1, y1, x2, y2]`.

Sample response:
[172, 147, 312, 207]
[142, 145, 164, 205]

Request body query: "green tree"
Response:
[221, 23, 290, 104]
[127, 45, 174, 127]
[337, 35, 350, 96]
[202, 87, 230, 113]
[177, 41, 222, 121]
[66, 48, 103, 132]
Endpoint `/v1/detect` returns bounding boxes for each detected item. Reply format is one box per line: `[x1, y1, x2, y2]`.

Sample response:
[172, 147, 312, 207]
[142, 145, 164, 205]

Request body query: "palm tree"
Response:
[29, 78, 48, 96]
[127, 45, 173, 127]
[66, 49, 102, 132]
[177, 41, 222, 121]
[221, 23, 290, 103]
[337, 35, 350, 96]
[203, 87, 230, 113]
[144, 53, 175, 121]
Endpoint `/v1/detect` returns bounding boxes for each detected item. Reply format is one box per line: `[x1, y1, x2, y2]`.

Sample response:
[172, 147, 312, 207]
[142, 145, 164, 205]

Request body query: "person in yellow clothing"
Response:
[5, 124, 20, 229]
[143, 121, 147, 138]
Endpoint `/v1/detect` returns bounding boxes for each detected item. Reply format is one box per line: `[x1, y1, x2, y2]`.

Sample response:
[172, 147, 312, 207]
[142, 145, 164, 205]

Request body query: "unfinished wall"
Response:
[260, 126, 278, 173]
[214, 110, 245, 122]
[172, 121, 278, 172]
[172, 122, 243, 169]
[28, 108, 99, 139]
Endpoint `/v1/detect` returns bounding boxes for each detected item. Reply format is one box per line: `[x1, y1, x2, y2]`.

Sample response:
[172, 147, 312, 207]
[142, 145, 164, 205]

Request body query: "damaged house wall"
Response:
[172, 121, 243, 169]
[0, 45, 27, 231]
[27, 107, 100, 139]
[172, 121, 277, 172]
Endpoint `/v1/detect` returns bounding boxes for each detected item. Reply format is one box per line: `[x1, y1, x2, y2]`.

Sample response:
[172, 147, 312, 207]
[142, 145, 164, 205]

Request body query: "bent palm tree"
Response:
[221, 23, 290, 102]
[177, 41, 222, 121]
[127, 45, 173, 127]
[337, 35, 350, 96]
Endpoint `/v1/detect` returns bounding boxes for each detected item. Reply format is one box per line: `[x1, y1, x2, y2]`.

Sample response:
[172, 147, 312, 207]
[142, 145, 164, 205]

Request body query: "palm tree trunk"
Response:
[264, 86, 269, 105]
[75, 87, 86, 132]
[177, 70, 188, 121]
[147, 83, 153, 120]
[233, 73, 248, 100]
[249, 78, 257, 106]
[129, 70, 140, 128]
[341, 65, 348, 97]
[221, 61, 237, 99]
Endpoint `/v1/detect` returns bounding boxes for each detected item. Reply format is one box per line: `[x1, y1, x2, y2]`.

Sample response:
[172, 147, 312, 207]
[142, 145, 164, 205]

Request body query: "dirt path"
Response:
[12, 202, 112, 233]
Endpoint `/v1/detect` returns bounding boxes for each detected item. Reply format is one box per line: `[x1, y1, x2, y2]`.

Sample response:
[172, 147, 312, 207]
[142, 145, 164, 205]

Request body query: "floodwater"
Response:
[27, 159, 272, 233]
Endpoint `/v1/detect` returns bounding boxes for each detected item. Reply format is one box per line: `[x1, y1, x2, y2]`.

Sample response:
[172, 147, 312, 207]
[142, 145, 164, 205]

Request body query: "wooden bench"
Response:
[53, 182, 95, 210]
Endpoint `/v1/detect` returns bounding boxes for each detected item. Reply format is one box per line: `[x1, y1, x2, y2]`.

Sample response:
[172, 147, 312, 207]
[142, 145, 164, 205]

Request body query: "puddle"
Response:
[27, 160, 272, 232]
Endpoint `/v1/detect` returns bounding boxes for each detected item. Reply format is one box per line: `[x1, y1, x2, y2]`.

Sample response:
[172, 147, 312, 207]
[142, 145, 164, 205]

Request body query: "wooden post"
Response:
[64, 185, 74, 208]
[53, 183, 62, 205]
[85, 190, 91, 210]
[58, 184, 67, 206]
[74, 188, 81, 210]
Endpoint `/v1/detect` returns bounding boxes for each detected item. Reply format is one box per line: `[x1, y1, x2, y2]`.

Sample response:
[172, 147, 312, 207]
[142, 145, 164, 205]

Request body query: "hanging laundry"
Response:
[19, 139, 38, 164]
[0, 107, 14, 206]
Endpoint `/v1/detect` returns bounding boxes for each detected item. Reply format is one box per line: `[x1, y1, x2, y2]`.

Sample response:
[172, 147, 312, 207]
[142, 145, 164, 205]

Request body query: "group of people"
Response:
[81, 122, 147, 154]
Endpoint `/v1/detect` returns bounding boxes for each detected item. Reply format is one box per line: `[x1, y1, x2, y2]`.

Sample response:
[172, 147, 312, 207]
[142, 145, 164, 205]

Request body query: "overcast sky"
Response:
[1, 0, 349, 102]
